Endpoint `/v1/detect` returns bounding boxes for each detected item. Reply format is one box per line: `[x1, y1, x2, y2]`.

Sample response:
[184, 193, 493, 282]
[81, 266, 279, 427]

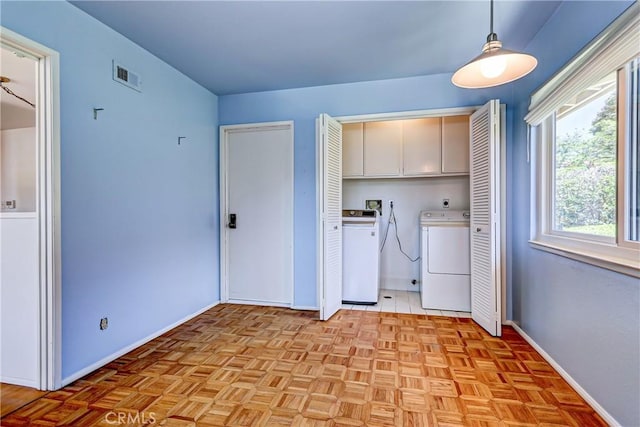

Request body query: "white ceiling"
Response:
[71, 0, 564, 96]
[0, 47, 36, 130]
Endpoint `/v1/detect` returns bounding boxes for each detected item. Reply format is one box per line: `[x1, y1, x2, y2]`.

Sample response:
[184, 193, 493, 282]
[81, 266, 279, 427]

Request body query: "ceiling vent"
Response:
[112, 60, 142, 92]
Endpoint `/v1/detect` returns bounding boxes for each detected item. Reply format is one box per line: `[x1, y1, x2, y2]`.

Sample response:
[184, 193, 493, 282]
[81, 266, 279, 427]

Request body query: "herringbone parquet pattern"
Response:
[1, 304, 606, 426]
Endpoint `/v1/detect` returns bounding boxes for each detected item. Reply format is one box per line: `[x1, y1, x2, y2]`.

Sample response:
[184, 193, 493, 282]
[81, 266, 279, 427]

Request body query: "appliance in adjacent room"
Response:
[342, 209, 381, 304]
[420, 210, 471, 311]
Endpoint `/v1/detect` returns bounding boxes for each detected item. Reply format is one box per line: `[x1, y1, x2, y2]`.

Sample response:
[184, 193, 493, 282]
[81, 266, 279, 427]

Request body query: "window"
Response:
[623, 58, 640, 243]
[527, 4, 639, 276]
[553, 72, 617, 240]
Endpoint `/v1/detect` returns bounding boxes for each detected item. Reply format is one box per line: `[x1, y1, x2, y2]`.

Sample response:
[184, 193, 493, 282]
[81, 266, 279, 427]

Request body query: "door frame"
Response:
[317, 105, 508, 324]
[219, 121, 294, 305]
[0, 27, 62, 390]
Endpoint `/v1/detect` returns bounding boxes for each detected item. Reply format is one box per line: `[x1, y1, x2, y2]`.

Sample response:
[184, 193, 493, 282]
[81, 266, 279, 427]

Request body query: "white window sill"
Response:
[529, 236, 640, 279]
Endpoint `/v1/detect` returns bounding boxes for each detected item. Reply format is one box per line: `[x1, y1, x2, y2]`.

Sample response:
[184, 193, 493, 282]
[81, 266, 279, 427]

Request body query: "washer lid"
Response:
[420, 210, 470, 226]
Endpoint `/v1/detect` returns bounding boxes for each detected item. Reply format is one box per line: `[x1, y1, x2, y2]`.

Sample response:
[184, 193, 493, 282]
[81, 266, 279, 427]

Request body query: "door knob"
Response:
[476, 227, 482, 232]
[333, 225, 338, 230]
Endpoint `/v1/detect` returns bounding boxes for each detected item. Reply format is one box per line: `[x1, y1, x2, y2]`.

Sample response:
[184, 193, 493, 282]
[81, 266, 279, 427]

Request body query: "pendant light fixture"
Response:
[452, 0, 537, 89]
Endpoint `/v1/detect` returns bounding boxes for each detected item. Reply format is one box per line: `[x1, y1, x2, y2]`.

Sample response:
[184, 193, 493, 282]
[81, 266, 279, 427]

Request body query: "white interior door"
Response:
[1, 126, 40, 388]
[317, 114, 342, 320]
[221, 122, 293, 305]
[469, 99, 502, 337]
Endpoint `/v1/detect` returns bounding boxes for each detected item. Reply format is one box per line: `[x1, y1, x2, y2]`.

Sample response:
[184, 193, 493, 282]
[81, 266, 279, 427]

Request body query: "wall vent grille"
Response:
[112, 60, 142, 92]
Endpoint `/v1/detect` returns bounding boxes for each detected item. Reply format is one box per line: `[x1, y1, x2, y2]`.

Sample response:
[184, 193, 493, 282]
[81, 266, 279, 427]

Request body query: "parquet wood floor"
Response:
[1, 304, 606, 426]
[0, 384, 47, 418]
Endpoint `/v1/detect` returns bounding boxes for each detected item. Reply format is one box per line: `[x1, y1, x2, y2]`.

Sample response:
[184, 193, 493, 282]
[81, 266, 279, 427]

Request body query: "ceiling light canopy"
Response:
[452, 0, 537, 89]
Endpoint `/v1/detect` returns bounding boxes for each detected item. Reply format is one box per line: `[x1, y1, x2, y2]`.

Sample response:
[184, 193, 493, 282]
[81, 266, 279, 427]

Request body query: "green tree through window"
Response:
[554, 89, 616, 237]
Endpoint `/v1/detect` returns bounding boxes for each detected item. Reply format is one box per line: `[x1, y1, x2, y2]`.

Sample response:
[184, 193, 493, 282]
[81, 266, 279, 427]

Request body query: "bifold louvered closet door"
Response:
[470, 100, 502, 337]
[318, 114, 343, 321]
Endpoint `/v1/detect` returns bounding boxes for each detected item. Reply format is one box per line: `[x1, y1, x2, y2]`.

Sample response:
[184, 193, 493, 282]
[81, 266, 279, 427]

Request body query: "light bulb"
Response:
[480, 55, 507, 78]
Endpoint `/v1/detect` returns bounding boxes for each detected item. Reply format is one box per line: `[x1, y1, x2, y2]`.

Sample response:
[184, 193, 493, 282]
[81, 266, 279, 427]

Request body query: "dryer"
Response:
[420, 210, 471, 311]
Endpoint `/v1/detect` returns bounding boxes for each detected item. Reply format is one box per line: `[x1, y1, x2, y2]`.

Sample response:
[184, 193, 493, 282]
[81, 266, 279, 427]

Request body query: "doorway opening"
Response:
[0, 27, 61, 392]
[317, 105, 506, 336]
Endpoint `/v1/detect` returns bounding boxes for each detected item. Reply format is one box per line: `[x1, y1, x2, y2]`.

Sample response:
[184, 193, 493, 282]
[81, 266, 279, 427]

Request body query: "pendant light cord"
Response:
[486, 0, 498, 43]
[489, 0, 494, 34]
[0, 80, 35, 108]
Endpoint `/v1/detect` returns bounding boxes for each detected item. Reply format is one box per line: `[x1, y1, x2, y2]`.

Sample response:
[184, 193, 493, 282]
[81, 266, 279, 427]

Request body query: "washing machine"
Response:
[420, 210, 471, 311]
[342, 209, 380, 304]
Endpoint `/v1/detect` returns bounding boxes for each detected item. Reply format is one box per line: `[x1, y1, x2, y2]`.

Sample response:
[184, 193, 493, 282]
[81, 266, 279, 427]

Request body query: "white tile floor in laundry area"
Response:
[341, 289, 472, 317]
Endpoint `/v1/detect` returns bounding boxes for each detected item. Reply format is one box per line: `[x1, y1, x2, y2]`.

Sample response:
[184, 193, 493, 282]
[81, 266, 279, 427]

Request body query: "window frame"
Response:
[527, 3, 639, 278]
[617, 63, 640, 251]
[552, 75, 618, 245]
[531, 63, 639, 278]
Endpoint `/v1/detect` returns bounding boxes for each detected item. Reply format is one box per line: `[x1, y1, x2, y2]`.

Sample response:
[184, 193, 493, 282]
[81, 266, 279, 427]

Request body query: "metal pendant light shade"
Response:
[452, 0, 537, 88]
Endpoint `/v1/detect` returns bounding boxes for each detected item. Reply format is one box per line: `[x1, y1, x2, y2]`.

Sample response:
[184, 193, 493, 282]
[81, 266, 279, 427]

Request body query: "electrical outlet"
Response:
[442, 198, 450, 209]
[99, 317, 108, 330]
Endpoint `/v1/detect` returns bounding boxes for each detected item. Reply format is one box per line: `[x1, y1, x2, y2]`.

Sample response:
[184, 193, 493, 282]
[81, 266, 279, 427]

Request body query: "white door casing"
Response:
[0, 26, 61, 390]
[220, 122, 294, 306]
[316, 114, 342, 321]
[469, 99, 502, 337]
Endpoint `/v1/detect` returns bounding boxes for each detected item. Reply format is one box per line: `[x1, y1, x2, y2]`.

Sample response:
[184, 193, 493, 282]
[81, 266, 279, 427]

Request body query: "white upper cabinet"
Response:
[341, 113, 471, 179]
[402, 117, 442, 176]
[342, 123, 364, 177]
[442, 115, 470, 173]
[363, 120, 402, 177]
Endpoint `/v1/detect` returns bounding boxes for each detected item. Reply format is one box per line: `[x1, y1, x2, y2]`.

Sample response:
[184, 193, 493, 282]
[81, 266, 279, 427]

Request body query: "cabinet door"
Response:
[342, 123, 364, 177]
[402, 117, 441, 176]
[363, 121, 402, 176]
[442, 115, 470, 173]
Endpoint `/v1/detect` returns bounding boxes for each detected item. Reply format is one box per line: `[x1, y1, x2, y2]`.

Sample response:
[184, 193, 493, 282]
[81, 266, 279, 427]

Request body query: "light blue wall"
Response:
[508, 2, 639, 426]
[220, 75, 517, 307]
[1, 1, 219, 380]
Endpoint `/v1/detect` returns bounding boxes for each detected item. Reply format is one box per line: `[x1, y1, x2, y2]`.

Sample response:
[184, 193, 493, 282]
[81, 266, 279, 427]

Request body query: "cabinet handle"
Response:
[476, 227, 482, 232]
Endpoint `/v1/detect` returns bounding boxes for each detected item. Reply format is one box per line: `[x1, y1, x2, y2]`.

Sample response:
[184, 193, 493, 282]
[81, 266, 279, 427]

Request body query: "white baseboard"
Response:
[222, 300, 318, 311]
[0, 375, 39, 389]
[61, 301, 219, 387]
[225, 299, 291, 308]
[224, 299, 318, 312]
[504, 320, 620, 427]
[291, 306, 319, 311]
